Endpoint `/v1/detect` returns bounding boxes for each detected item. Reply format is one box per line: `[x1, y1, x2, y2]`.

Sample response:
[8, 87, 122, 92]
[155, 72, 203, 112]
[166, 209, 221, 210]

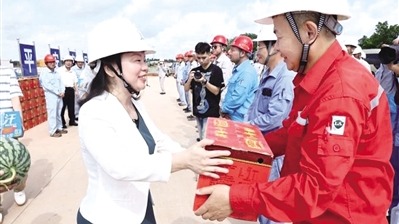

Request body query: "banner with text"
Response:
[50, 48, 62, 67]
[69, 51, 76, 59]
[83, 53, 88, 63]
[19, 43, 38, 77]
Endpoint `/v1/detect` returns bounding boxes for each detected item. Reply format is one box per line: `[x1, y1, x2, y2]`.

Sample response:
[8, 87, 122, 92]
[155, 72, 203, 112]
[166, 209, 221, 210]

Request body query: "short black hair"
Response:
[195, 42, 211, 55]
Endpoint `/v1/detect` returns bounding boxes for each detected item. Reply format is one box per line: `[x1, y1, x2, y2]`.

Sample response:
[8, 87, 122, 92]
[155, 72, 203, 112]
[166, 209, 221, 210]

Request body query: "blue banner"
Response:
[83, 53, 89, 63]
[69, 51, 76, 59]
[19, 43, 38, 77]
[50, 48, 61, 67]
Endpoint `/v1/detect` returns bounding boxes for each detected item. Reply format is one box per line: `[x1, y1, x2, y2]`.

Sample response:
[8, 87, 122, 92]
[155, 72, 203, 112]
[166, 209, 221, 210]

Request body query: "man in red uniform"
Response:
[194, 0, 394, 223]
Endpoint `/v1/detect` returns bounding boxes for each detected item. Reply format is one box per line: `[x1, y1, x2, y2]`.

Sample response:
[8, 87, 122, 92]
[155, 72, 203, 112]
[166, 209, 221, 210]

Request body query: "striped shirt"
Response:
[0, 68, 23, 114]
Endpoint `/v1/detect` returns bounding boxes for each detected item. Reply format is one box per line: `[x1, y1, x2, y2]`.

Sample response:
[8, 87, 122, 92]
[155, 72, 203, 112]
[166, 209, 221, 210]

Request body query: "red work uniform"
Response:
[229, 41, 394, 223]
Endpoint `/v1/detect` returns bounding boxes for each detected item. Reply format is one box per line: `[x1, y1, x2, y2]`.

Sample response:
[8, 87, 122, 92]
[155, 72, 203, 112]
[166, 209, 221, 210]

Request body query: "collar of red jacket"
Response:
[293, 40, 343, 95]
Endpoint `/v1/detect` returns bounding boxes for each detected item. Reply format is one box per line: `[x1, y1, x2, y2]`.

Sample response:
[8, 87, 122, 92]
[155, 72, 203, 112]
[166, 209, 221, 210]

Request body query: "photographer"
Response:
[376, 43, 399, 223]
[184, 42, 224, 142]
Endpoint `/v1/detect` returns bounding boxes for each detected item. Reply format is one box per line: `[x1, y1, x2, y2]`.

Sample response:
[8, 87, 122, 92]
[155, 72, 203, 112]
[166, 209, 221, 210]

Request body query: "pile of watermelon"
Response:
[0, 138, 31, 188]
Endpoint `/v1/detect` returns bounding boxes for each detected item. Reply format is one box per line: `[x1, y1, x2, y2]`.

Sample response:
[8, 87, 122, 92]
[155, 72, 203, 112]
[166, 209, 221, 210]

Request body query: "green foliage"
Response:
[359, 21, 399, 49]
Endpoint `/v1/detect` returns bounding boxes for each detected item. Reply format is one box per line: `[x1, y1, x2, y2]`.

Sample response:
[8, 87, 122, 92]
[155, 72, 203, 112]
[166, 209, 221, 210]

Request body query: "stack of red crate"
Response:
[19, 78, 47, 130]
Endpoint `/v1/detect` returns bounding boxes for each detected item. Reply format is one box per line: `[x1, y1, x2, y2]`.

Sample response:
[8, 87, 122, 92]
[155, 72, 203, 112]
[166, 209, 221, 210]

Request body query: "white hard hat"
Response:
[255, 0, 351, 25]
[352, 45, 366, 57]
[253, 25, 277, 42]
[63, 55, 74, 62]
[88, 17, 155, 63]
[352, 46, 362, 55]
[75, 55, 85, 62]
[343, 38, 358, 47]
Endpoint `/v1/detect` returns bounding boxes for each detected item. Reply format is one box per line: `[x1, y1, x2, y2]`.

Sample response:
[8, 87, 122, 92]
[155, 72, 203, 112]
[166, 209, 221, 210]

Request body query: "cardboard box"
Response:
[193, 117, 273, 221]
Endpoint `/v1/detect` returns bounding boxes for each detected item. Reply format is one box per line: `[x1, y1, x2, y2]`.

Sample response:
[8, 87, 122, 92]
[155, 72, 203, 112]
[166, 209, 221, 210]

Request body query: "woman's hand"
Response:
[172, 139, 233, 179]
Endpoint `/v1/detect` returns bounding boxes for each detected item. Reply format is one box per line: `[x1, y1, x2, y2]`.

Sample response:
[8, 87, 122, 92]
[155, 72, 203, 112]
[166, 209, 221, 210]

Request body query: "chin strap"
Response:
[115, 73, 140, 96]
[264, 41, 278, 66]
[285, 12, 326, 74]
[113, 58, 141, 97]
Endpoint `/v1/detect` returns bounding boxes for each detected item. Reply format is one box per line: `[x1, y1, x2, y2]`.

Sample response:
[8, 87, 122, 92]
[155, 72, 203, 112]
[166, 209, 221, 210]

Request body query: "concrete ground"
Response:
[3, 76, 257, 224]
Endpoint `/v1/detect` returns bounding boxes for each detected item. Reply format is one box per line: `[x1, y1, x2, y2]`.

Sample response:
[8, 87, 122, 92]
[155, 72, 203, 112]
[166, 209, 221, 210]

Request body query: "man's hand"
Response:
[220, 112, 231, 120]
[194, 184, 233, 221]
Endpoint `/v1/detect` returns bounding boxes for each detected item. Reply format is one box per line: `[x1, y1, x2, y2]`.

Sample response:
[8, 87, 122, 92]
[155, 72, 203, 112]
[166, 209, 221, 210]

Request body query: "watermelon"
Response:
[0, 138, 31, 188]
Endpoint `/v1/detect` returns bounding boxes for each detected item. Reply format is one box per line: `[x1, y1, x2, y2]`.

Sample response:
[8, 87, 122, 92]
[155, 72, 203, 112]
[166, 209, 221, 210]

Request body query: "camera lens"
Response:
[194, 71, 202, 79]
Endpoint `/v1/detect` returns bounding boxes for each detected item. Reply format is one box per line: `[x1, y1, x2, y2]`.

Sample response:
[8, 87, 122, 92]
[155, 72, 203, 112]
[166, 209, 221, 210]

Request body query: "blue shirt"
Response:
[182, 62, 191, 82]
[221, 59, 258, 121]
[244, 60, 295, 134]
[39, 68, 65, 96]
[375, 64, 397, 95]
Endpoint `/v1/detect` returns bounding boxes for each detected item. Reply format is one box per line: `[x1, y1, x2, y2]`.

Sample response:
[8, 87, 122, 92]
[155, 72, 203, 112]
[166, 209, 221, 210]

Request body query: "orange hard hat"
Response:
[211, 35, 228, 46]
[231, 35, 253, 53]
[44, 54, 56, 63]
[176, 54, 184, 59]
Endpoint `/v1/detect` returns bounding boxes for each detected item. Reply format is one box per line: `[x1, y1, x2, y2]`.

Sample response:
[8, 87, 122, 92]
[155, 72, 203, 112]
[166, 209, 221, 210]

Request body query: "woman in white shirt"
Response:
[77, 18, 233, 224]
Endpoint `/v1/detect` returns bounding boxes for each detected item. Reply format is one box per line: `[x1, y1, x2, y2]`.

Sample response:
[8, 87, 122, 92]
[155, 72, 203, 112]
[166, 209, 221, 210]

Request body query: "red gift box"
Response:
[193, 118, 273, 221]
[28, 79, 35, 89]
[32, 78, 39, 88]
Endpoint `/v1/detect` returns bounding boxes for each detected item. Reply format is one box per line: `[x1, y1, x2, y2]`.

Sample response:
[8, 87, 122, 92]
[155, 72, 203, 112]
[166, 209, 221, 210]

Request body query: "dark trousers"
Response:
[61, 87, 76, 125]
[76, 193, 156, 224]
[142, 192, 156, 224]
[77, 209, 92, 224]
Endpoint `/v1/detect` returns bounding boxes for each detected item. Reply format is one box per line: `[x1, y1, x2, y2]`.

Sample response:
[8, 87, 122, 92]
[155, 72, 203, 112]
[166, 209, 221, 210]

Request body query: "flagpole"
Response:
[33, 41, 37, 76]
[58, 46, 61, 67]
[17, 38, 24, 77]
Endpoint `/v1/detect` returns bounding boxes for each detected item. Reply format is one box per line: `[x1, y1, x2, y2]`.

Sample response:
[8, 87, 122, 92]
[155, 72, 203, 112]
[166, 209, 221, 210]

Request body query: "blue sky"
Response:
[0, 0, 398, 62]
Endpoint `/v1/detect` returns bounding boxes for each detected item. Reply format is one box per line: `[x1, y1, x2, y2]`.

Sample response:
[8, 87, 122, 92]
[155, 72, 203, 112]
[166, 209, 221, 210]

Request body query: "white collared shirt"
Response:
[59, 66, 78, 87]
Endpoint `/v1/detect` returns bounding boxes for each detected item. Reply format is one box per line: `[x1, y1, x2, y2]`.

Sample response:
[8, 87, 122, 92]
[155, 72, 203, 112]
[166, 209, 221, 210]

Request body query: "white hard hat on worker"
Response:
[255, 0, 351, 25]
[253, 25, 277, 42]
[88, 17, 155, 64]
[87, 17, 155, 96]
[254, 25, 278, 65]
[75, 55, 85, 63]
[255, 0, 351, 73]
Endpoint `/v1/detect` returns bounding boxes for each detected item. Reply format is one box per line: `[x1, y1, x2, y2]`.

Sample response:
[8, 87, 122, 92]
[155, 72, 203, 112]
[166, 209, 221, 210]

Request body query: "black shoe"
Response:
[160, 92, 166, 95]
[69, 122, 78, 126]
[176, 99, 181, 102]
[187, 115, 196, 121]
[57, 129, 68, 134]
[62, 125, 67, 129]
[196, 138, 201, 142]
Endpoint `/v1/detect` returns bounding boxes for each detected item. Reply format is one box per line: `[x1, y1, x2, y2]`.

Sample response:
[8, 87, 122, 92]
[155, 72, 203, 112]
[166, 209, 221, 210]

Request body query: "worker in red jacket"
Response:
[194, 0, 394, 223]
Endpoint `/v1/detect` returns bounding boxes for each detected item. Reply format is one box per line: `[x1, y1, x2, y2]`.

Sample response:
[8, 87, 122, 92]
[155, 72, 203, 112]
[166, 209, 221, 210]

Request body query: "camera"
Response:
[379, 45, 399, 64]
[194, 71, 203, 79]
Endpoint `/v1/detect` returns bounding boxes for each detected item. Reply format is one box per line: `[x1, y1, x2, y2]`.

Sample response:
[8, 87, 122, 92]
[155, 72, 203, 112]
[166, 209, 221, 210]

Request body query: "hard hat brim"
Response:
[255, 5, 351, 25]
